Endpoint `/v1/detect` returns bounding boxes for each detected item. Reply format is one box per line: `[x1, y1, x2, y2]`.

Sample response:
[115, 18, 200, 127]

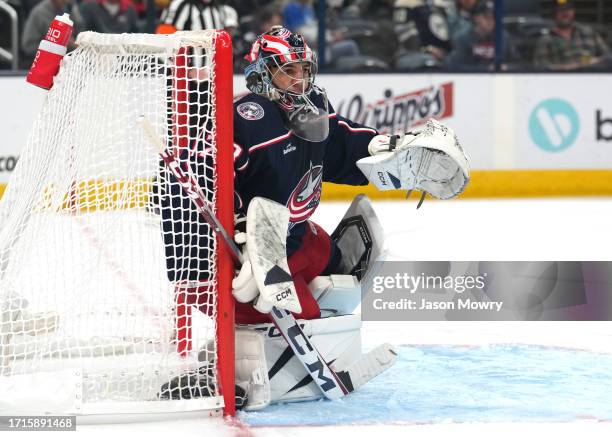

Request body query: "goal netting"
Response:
[0, 31, 235, 417]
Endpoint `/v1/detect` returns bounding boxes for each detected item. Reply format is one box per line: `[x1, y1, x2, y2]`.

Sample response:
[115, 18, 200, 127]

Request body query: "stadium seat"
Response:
[394, 51, 441, 71]
[332, 55, 390, 72]
[504, 0, 540, 17]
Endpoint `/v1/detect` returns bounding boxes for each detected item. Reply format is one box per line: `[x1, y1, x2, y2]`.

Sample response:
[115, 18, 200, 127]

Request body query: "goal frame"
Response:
[208, 30, 235, 417]
[0, 30, 236, 418]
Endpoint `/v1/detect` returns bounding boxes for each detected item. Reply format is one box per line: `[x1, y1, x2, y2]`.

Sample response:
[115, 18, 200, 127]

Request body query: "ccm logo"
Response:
[276, 289, 292, 301]
[261, 322, 306, 338]
[377, 171, 387, 186]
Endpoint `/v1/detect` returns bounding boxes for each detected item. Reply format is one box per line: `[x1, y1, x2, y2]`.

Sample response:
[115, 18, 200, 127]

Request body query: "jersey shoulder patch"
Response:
[237, 101, 265, 121]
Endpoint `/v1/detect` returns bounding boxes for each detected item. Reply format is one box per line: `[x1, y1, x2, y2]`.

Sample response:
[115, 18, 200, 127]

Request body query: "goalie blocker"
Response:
[233, 195, 395, 409]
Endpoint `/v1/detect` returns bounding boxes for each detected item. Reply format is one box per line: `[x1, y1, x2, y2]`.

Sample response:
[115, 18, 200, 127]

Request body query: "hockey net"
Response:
[0, 31, 235, 416]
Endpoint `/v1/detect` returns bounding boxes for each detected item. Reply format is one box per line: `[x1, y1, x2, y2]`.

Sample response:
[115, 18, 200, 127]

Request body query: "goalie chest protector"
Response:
[232, 92, 376, 254]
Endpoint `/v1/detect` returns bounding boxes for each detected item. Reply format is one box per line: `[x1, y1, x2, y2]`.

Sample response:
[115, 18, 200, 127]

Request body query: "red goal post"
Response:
[211, 30, 236, 417]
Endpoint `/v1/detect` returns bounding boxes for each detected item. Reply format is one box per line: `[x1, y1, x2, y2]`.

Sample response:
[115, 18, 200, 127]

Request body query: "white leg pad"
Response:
[235, 327, 271, 410]
[309, 275, 361, 316]
[240, 314, 362, 405]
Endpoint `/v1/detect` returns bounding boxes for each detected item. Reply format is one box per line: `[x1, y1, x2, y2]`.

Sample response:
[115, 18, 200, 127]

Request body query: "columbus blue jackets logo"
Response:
[237, 102, 265, 121]
[286, 164, 323, 224]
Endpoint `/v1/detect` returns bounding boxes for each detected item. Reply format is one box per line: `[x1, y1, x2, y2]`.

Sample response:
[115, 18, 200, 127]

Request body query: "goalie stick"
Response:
[139, 117, 353, 400]
[333, 343, 396, 392]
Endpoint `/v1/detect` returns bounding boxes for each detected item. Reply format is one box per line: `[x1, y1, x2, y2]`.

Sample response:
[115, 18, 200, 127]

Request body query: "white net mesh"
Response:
[0, 31, 229, 415]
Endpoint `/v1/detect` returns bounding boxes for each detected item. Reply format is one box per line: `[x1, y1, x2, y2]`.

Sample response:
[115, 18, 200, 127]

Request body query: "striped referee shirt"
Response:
[161, 0, 235, 31]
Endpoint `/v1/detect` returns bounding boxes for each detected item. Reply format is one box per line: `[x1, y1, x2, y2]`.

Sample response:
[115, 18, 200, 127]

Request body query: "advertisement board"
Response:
[516, 75, 612, 169]
[1, 73, 611, 195]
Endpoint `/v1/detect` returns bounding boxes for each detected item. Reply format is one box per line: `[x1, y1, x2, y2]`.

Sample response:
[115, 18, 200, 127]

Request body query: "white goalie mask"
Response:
[244, 26, 330, 142]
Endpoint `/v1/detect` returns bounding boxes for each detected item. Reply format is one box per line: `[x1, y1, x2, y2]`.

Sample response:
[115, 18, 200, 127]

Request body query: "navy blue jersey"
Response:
[233, 91, 378, 254]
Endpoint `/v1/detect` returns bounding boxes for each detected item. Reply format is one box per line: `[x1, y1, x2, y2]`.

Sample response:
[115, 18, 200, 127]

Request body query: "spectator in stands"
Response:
[281, 0, 362, 70]
[255, 5, 284, 34]
[236, 5, 284, 70]
[80, 0, 140, 33]
[447, 0, 478, 42]
[283, 0, 316, 33]
[226, 0, 274, 19]
[393, 1, 452, 63]
[282, 0, 321, 47]
[446, 0, 516, 69]
[533, 0, 610, 71]
[242, 5, 283, 46]
[21, 0, 81, 66]
[340, 0, 397, 68]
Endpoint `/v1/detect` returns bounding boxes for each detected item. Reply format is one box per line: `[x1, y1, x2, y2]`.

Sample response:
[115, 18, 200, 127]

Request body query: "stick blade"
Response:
[333, 343, 397, 392]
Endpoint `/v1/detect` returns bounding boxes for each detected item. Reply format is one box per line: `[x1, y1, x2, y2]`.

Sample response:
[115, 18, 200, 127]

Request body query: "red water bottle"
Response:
[26, 13, 73, 90]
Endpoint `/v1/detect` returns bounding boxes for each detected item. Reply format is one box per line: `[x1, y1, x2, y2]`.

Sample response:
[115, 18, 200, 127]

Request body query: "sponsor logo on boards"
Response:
[528, 98, 579, 152]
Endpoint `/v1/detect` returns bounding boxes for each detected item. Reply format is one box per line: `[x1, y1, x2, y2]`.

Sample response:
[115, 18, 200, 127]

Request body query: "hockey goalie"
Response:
[224, 26, 470, 410]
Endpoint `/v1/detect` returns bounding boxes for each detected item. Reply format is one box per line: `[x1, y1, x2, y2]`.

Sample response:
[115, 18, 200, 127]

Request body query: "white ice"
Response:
[12, 198, 612, 436]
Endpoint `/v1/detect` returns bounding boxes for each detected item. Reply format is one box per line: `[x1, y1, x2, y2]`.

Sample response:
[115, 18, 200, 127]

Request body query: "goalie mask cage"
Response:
[0, 31, 235, 417]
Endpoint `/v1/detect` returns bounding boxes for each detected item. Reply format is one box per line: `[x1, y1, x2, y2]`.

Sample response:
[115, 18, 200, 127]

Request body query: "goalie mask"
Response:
[245, 26, 330, 142]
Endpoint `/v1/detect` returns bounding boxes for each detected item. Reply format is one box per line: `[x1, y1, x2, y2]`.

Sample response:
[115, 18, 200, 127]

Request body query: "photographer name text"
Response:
[372, 297, 503, 312]
[370, 273, 503, 312]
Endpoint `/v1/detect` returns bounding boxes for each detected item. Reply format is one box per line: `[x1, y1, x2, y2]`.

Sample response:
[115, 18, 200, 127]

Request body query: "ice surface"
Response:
[240, 344, 612, 426]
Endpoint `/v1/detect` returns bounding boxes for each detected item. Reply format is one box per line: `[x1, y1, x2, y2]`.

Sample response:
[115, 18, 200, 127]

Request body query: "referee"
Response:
[157, 0, 238, 33]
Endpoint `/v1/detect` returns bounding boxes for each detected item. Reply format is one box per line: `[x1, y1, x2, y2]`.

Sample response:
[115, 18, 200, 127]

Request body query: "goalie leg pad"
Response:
[234, 328, 271, 410]
[309, 275, 360, 317]
[243, 314, 362, 405]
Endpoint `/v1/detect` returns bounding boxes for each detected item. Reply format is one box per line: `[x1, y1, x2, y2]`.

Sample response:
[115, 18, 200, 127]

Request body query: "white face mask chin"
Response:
[282, 87, 330, 143]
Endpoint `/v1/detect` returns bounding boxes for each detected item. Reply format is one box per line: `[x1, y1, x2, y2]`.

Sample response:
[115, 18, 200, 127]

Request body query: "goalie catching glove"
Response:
[358, 119, 470, 204]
